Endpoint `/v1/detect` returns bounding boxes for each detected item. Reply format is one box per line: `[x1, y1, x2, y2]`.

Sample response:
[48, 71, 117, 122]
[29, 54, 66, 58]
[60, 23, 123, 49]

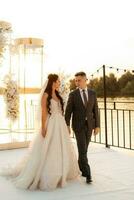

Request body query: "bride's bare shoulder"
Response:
[43, 92, 48, 98]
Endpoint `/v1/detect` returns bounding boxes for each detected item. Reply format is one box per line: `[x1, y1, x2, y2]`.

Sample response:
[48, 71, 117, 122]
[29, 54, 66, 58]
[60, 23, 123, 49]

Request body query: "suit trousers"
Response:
[75, 120, 92, 177]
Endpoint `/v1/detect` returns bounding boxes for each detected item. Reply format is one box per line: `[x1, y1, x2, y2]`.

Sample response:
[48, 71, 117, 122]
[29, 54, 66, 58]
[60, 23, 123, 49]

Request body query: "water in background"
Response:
[96, 97, 134, 149]
[0, 96, 134, 148]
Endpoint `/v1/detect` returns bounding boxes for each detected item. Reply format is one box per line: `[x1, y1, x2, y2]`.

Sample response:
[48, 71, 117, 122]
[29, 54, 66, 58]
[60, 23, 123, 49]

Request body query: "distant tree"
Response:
[118, 71, 134, 90]
[95, 77, 104, 97]
[88, 77, 103, 96]
[121, 80, 134, 96]
[88, 78, 99, 89]
[106, 73, 119, 97]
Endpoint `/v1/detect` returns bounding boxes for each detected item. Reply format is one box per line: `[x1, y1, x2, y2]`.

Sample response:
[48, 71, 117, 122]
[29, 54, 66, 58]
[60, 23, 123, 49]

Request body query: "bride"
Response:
[1, 74, 80, 190]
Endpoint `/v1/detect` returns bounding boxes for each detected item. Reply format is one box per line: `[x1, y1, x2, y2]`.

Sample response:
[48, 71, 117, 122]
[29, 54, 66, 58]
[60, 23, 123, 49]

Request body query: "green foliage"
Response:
[92, 71, 134, 97]
[69, 71, 134, 97]
[121, 80, 134, 96]
[118, 71, 134, 90]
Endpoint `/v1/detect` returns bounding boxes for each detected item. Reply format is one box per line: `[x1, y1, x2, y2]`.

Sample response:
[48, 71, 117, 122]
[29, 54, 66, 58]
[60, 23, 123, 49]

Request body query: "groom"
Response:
[65, 71, 100, 184]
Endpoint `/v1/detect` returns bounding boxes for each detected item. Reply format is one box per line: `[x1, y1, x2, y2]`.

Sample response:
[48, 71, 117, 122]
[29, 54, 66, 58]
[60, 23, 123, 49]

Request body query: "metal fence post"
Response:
[103, 65, 109, 148]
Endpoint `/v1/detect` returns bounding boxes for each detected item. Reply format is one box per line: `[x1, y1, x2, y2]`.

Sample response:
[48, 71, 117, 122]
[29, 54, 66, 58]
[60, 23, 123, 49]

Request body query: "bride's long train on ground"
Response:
[0, 99, 81, 190]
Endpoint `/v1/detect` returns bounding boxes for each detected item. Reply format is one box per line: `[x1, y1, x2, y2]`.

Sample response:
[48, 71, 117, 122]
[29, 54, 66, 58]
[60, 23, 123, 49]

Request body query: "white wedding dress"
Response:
[1, 99, 80, 190]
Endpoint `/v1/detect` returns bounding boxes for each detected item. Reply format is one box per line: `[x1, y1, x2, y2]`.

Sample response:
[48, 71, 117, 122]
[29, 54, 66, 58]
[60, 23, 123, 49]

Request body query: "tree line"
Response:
[69, 71, 134, 97]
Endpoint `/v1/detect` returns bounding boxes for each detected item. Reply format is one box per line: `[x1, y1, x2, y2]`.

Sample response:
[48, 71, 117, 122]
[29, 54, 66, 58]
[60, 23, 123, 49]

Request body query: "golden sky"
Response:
[1, 0, 134, 75]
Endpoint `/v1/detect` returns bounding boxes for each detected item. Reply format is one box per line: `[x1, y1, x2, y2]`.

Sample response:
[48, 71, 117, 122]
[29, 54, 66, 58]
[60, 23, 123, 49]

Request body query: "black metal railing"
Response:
[91, 101, 134, 150]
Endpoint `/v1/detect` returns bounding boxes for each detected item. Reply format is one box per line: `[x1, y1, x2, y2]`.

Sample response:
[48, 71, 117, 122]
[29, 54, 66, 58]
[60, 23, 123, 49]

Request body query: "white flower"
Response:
[3, 74, 19, 122]
[59, 72, 70, 102]
[0, 21, 12, 64]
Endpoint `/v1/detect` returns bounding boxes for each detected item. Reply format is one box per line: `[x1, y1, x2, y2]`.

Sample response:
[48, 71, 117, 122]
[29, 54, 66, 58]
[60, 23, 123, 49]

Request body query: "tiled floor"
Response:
[0, 142, 134, 200]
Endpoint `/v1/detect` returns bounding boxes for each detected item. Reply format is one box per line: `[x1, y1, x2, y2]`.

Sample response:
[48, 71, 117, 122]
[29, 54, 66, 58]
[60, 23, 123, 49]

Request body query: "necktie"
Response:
[82, 89, 88, 107]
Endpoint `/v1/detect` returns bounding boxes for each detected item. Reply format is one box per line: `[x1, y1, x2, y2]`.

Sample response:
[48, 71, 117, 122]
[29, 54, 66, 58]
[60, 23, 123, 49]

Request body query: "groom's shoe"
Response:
[86, 176, 92, 184]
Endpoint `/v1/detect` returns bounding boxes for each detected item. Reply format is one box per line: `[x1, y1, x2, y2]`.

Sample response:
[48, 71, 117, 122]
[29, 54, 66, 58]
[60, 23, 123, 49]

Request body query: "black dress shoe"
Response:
[86, 176, 93, 184]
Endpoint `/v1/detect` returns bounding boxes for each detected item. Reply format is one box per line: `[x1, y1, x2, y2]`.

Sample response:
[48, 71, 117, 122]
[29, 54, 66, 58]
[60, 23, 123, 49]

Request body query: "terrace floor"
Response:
[0, 141, 134, 200]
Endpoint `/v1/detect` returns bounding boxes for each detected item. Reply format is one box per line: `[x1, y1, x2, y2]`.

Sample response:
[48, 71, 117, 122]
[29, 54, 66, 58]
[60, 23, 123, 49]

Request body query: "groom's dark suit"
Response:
[65, 88, 100, 178]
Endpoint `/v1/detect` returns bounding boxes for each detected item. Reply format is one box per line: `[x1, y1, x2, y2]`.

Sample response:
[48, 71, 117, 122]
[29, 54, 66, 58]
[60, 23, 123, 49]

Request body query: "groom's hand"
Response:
[93, 127, 100, 135]
[67, 126, 71, 135]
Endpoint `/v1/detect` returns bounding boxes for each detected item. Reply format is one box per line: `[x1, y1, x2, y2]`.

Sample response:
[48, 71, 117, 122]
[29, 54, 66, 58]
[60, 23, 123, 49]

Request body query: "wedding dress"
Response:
[1, 98, 80, 190]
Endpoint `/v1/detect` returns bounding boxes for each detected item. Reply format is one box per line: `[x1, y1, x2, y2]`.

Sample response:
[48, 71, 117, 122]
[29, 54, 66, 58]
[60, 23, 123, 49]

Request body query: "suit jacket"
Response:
[65, 88, 100, 133]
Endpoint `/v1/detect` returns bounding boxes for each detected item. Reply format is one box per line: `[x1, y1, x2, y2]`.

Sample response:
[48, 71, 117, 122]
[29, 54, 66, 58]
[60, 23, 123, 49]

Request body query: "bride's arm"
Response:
[41, 93, 48, 137]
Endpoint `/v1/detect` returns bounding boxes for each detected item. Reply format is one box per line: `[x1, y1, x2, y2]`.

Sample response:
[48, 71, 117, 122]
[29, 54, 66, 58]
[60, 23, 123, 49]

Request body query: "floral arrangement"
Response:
[0, 21, 12, 64]
[59, 72, 70, 102]
[3, 74, 19, 122]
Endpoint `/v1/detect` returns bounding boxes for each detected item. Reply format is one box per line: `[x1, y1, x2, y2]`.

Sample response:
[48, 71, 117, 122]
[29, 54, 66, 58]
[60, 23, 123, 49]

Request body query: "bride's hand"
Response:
[67, 126, 71, 135]
[41, 129, 46, 138]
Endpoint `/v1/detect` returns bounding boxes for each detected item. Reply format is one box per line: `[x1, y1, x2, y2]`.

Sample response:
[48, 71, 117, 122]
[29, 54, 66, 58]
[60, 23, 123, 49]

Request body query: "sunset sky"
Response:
[1, 0, 134, 76]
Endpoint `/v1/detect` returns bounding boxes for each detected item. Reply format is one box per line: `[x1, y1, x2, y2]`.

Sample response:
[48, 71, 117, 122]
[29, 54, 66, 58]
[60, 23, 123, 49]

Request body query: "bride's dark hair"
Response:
[44, 74, 64, 115]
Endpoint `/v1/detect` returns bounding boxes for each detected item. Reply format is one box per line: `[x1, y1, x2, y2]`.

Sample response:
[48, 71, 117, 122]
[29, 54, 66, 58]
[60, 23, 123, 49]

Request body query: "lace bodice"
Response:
[50, 99, 62, 115]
